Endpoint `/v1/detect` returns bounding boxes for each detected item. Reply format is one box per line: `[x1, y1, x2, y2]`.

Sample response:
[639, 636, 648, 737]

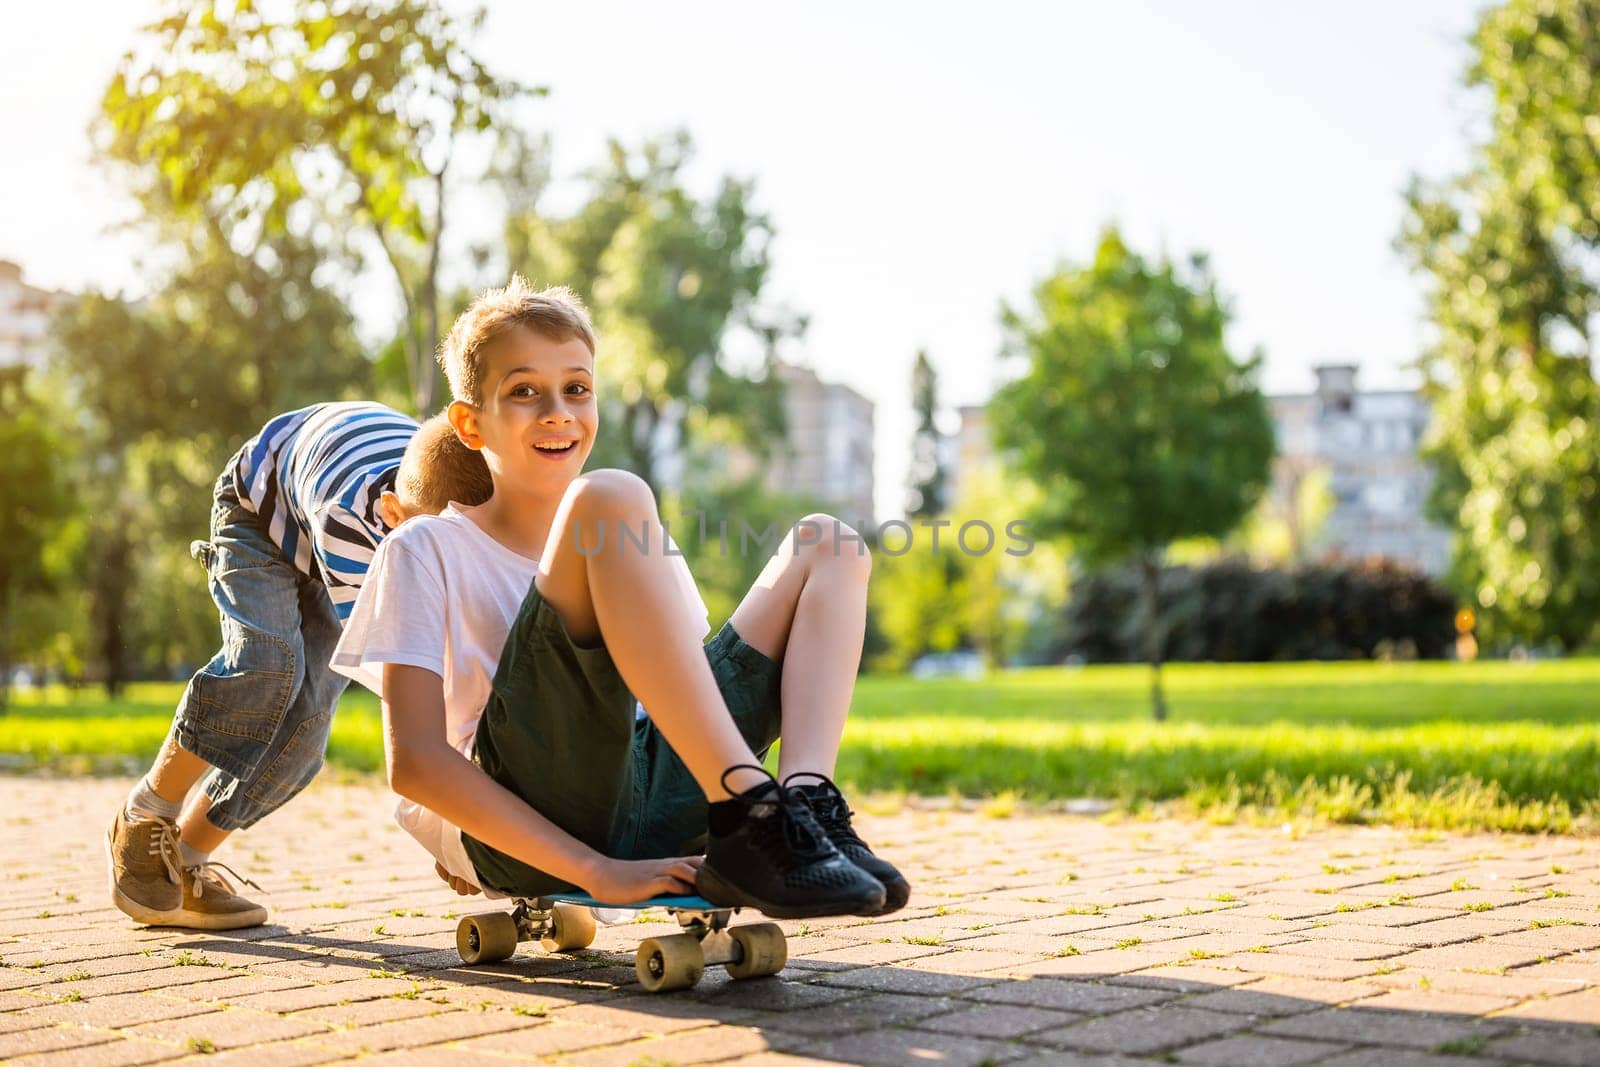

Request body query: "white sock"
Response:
[178, 841, 211, 869]
[126, 776, 181, 821]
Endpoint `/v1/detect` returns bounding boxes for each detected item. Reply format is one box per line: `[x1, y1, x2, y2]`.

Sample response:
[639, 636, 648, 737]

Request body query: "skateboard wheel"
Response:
[725, 922, 787, 980]
[457, 911, 519, 965]
[542, 903, 597, 952]
[636, 933, 705, 992]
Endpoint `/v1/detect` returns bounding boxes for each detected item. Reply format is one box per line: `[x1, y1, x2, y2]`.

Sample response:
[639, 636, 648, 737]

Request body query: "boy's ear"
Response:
[379, 490, 406, 530]
[447, 399, 483, 450]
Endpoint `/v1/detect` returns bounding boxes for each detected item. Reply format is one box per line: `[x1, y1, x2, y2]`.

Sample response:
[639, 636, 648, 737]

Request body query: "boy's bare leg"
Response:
[725, 514, 908, 913]
[142, 730, 238, 856]
[143, 729, 233, 851]
[535, 470, 767, 800]
[177, 794, 231, 854]
[110, 728, 221, 925]
[146, 732, 212, 806]
[725, 515, 870, 780]
[535, 473, 888, 916]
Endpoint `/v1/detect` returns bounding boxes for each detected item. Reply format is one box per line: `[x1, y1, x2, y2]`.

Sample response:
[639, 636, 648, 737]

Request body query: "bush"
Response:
[1059, 557, 1457, 663]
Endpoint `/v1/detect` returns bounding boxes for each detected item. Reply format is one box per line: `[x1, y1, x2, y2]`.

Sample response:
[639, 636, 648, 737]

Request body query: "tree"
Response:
[504, 132, 790, 490]
[868, 546, 968, 674]
[97, 0, 533, 413]
[946, 471, 1066, 669]
[990, 227, 1275, 718]
[663, 475, 831, 630]
[905, 350, 948, 519]
[1397, 0, 1600, 650]
[0, 372, 76, 708]
[51, 233, 369, 692]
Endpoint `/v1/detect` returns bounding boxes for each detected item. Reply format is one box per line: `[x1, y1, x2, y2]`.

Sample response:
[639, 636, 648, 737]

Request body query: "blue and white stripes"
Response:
[233, 402, 417, 619]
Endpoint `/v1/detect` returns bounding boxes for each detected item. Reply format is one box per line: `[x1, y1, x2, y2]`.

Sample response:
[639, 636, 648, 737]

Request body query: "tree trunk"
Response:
[0, 576, 12, 713]
[627, 400, 659, 493]
[1139, 552, 1168, 722]
[411, 322, 435, 415]
[95, 522, 134, 700]
[1285, 463, 1304, 562]
[418, 168, 446, 415]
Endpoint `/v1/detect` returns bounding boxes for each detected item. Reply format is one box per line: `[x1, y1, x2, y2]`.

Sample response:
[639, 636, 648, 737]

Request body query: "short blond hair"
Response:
[395, 413, 494, 514]
[437, 275, 596, 405]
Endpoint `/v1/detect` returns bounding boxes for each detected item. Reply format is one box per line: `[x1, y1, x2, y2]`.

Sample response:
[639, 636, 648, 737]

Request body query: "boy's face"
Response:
[451, 325, 598, 498]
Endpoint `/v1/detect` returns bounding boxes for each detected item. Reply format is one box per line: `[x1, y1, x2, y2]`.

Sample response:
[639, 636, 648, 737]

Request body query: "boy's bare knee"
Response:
[794, 513, 871, 573]
[568, 468, 657, 518]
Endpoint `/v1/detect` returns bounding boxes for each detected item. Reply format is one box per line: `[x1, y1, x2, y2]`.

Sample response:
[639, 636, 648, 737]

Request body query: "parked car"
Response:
[909, 650, 984, 679]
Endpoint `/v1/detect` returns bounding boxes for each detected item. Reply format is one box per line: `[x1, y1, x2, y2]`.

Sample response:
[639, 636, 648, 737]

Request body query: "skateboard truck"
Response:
[455, 895, 787, 993]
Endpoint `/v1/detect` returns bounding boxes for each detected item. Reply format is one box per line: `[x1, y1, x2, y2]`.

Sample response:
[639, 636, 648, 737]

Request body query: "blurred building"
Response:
[0, 261, 70, 372]
[715, 361, 877, 527]
[1268, 364, 1451, 574]
[763, 362, 876, 527]
[951, 403, 999, 507]
[947, 365, 1451, 574]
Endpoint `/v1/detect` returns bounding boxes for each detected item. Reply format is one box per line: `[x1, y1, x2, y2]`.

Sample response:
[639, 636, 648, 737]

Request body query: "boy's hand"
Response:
[434, 861, 482, 896]
[583, 855, 704, 904]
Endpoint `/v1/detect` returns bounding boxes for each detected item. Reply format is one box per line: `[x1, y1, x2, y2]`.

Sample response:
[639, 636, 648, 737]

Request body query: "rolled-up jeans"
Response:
[169, 455, 346, 831]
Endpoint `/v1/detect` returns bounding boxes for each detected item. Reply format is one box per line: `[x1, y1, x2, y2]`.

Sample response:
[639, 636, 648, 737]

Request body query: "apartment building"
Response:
[948, 363, 1452, 573]
[1268, 364, 1451, 574]
[0, 260, 69, 371]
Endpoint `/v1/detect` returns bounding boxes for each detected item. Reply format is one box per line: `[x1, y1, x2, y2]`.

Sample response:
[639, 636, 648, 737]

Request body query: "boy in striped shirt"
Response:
[106, 403, 493, 930]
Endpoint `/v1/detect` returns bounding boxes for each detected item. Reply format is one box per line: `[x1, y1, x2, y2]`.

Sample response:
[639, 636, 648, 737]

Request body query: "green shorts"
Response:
[462, 581, 783, 897]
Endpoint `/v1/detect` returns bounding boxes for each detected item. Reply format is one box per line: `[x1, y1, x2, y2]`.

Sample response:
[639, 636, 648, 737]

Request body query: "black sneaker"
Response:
[785, 773, 911, 915]
[696, 765, 886, 919]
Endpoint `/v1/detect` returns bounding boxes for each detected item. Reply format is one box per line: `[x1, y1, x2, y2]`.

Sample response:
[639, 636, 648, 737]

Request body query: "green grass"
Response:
[5, 659, 1598, 832]
[0, 681, 387, 775]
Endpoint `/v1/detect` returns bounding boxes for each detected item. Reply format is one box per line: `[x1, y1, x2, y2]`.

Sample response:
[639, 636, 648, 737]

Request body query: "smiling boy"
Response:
[332, 277, 908, 917]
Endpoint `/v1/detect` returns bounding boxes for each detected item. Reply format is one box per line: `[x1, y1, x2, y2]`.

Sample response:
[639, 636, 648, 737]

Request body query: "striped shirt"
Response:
[232, 402, 418, 620]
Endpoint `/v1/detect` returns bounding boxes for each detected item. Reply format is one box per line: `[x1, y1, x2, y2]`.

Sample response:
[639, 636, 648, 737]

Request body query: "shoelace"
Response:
[783, 772, 866, 849]
[186, 861, 262, 900]
[720, 764, 832, 865]
[143, 816, 183, 886]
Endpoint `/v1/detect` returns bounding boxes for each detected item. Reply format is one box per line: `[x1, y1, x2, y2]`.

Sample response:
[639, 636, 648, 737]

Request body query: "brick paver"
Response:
[2, 777, 1598, 1064]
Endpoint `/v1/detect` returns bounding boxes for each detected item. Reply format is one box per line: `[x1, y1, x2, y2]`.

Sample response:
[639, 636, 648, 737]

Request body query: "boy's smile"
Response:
[452, 325, 599, 496]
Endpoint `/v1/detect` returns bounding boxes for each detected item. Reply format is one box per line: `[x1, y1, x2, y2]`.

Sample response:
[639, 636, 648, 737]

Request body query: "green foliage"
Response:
[1399, 0, 1600, 650]
[991, 227, 1275, 563]
[661, 476, 830, 630]
[868, 479, 1065, 672]
[0, 374, 77, 704]
[1213, 463, 1335, 567]
[99, 0, 533, 412]
[47, 234, 370, 687]
[948, 476, 1065, 669]
[55, 238, 367, 453]
[991, 226, 1275, 716]
[503, 132, 790, 489]
[1060, 558, 1458, 664]
[869, 547, 968, 673]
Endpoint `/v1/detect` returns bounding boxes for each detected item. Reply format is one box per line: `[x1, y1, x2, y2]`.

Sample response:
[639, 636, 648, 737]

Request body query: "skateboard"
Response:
[454, 892, 787, 993]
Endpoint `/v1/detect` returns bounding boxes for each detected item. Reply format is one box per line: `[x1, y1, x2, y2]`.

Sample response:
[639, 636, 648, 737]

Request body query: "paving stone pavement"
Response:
[3, 777, 1599, 1066]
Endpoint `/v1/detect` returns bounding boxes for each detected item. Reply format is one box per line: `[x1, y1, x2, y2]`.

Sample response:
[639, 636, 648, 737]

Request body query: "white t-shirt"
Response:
[330, 502, 710, 892]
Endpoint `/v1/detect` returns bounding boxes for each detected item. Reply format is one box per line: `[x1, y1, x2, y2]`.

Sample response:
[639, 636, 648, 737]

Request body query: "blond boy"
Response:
[108, 408, 492, 929]
[332, 279, 907, 917]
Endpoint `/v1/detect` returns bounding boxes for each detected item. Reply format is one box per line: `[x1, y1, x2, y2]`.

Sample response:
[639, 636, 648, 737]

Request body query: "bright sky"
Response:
[1, 1, 1486, 520]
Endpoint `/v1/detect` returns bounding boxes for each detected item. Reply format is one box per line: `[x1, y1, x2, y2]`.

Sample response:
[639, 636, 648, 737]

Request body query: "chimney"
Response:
[1315, 364, 1357, 416]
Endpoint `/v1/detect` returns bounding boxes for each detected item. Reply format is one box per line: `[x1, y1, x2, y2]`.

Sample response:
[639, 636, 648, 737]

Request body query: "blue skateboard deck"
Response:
[535, 892, 719, 911]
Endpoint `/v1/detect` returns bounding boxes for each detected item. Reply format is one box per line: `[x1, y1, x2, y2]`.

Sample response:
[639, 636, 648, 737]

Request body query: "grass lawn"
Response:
[4, 658, 1597, 832]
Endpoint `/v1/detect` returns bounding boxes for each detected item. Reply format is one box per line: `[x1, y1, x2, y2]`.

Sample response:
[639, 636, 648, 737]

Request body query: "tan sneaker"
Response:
[106, 806, 182, 924]
[170, 862, 268, 930]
